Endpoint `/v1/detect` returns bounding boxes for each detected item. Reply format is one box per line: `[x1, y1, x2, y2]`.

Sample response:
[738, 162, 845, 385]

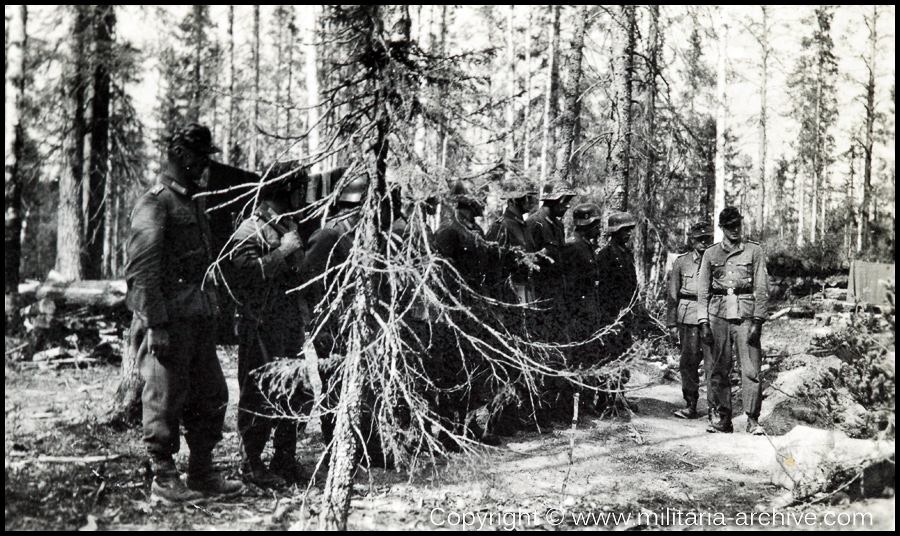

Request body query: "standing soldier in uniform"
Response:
[486, 180, 538, 304]
[301, 173, 368, 443]
[125, 123, 243, 503]
[435, 182, 487, 296]
[697, 207, 769, 435]
[526, 186, 575, 302]
[227, 184, 311, 488]
[666, 221, 714, 419]
[563, 203, 603, 365]
[596, 211, 638, 323]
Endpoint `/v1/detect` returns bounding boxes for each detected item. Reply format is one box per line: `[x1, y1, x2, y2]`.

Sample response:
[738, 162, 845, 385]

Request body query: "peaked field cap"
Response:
[718, 206, 743, 226]
[541, 183, 577, 201]
[498, 179, 538, 199]
[169, 123, 220, 154]
[690, 221, 714, 237]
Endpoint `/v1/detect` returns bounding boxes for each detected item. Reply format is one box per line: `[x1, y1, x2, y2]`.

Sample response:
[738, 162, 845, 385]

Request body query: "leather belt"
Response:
[678, 293, 697, 300]
[711, 288, 750, 296]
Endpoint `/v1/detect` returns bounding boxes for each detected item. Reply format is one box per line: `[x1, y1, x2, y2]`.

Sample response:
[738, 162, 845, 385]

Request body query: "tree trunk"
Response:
[225, 5, 235, 165]
[552, 5, 587, 186]
[757, 6, 769, 235]
[250, 5, 260, 170]
[713, 6, 728, 243]
[84, 5, 114, 280]
[523, 5, 532, 172]
[635, 5, 659, 295]
[305, 6, 320, 174]
[505, 6, 516, 179]
[540, 5, 561, 188]
[57, 6, 89, 282]
[860, 6, 877, 254]
[5, 5, 27, 328]
[607, 5, 634, 214]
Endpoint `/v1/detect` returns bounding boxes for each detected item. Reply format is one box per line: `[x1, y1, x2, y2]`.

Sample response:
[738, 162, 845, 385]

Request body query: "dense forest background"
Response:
[5, 5, 895, 306]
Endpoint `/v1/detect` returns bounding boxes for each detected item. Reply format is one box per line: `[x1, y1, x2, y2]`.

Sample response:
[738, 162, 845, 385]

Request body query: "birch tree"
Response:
[5, 4, 27, 326]
[608, 5, 635, 214]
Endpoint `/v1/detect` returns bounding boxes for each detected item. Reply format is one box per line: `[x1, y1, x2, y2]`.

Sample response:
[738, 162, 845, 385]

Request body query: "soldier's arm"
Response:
[666, 258, 681, 327]
[126, 196, 169, 327]
[697, 250, 712, 324]
[434, 227, 458, 260]
[752, 245, 770, 322]
[230, 220, 291, 283]
[301, 228, 342, 308]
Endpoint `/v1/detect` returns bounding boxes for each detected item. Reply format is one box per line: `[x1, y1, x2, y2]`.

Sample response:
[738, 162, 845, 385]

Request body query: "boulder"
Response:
[767, 425, 894, 500]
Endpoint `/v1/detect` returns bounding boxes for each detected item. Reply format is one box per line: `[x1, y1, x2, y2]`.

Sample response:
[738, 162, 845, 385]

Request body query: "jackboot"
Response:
[150, 455, 205, 504]
[241, 457, 286, 488]
[747, 416, 766, 436]
[186, 451, 244, 497]
[706, 412, 733, 433]
[270, 450, 308, 486]
[673, 400, 699, 419]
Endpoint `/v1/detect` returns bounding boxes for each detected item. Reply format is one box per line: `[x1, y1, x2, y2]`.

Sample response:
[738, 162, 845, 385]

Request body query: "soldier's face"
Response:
[180, 147, 211, 182]
[721, 222, 742, 242]
[692, 235, 713, 252]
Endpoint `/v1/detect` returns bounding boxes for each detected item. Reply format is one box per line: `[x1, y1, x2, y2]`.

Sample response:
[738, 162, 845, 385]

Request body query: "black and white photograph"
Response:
[4, 4, 895, 530]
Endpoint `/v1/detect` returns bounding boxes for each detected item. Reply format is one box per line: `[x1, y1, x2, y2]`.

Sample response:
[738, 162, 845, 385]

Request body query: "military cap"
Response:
[498, 178, 538, 199]
[540, 184, 577, 202]
[718, 206, 743, 227]
[606, 211, 637, 234]
[448, 181, 484, 209]
[169, 123, 220, 154]
[338, 173, 369, 203]
[690, 221, 714, 238]
[572, 203, 602, 227]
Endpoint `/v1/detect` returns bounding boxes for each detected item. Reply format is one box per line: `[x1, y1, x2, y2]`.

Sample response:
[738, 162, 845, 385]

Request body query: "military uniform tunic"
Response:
[486, 205, 534, 303]
[666, 251, 711, 407]
[697, 240, 769, 419]
[228, 207, 311, 462]
[125, 171, 227, 459]
[562, 232, 601, 365]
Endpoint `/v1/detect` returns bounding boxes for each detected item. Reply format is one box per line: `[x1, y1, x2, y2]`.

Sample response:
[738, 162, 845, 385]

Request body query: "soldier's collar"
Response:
[504, 203, 525, 222]
[161, 164, 199, 197]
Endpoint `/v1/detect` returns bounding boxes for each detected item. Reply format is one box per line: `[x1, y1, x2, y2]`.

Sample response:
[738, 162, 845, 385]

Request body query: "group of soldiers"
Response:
[124, 123, 769, 504]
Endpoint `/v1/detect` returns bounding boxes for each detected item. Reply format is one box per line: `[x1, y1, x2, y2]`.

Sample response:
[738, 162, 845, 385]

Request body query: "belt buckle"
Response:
[726, 288, 734, 295]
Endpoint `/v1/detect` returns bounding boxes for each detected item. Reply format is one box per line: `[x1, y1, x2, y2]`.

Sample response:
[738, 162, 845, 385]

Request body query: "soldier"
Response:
[125, 123, 243, 503]
[526, 186, 576, 306]
[563, 203, 603, 365]
[697, 207, 769, 435]
[227, 185, 311, 488]
[666, 221, 714, 419]
[596, 211, 638, 323]
[434, 182, 487, 295]
[486, 180, 538, 304]
[300, 173, 368, 443]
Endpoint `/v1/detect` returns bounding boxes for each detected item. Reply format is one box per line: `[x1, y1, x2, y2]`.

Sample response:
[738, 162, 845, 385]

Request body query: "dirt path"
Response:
[5, 323, 895, 530]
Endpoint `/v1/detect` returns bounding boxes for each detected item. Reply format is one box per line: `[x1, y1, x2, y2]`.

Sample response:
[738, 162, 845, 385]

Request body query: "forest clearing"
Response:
[5, 5, 895, 531]
[5, 302, 895, 530]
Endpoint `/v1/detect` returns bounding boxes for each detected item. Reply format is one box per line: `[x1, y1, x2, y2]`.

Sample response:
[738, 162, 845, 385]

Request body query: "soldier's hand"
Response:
[700, 323, 713, 347]
[147, 327, 170, 356]
[279, 230, 304, 256]
[748, 321, 762, 346]
[668, 326, 680, 347]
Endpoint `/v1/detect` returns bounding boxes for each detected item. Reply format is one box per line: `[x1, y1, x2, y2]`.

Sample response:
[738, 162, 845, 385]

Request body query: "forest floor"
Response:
[5, 316, 895, 531]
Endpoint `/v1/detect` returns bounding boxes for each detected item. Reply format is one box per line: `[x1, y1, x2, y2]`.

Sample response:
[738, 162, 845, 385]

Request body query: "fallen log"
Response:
[18, 280, 127, 309]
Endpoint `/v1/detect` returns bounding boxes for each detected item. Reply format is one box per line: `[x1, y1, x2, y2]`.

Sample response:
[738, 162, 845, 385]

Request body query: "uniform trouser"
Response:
[133, 315, 227, 458]
[678, 324, 710, 406]
[238, 321, 309, 462]
[707, 316, 762, 419]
